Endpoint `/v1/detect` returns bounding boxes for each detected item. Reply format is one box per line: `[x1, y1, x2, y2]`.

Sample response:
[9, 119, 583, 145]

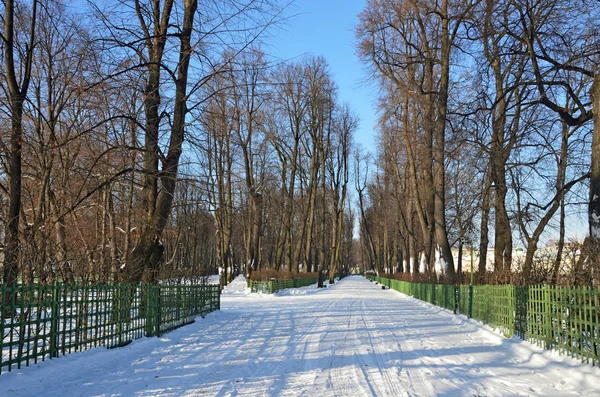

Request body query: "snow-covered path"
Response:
[2, 276, 599, 396]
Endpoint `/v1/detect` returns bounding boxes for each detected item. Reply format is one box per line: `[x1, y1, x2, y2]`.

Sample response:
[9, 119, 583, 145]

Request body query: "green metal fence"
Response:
[248, 277, 320, 294]
[368, 276, 457, 313]
[0, 283, 220, 374]
[365, 274, 599, 366]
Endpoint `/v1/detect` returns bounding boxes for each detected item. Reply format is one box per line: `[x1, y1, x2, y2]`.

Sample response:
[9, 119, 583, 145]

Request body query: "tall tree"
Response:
[358, 0, 478, 278]
[513, 0, 599, 267]
[328, 105, 355, 283]
[121, 0, 197, 283]
[1, 0, 38, 289]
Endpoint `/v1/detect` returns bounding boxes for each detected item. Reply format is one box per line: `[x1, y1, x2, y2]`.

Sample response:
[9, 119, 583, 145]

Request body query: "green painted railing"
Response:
[248, 277, 320, 294]
[0, 283, 220, 374]
[368, 276, 457, 313]
[365, 274, 599, 366]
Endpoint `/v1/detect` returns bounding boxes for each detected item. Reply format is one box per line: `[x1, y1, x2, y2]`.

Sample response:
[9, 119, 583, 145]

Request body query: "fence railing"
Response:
[371, 276, 458, 313]
[248, 277, 320, 294]
[365, 274, 599, 366]
[0, 283, 220, 374]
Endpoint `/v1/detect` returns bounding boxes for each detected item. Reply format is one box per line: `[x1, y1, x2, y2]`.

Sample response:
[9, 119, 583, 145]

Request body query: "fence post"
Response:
[145, 285, 153, 337]
[544, 285, 552, 350]
[155, 285, 162, 336]
[206, 284, 211, 314]
[116, 287, 123, 347]
[509, 285, 515, 337]
[454, 285, 458, 314]
[180, 285, 185, 322]
[468, 284, 473, 319]
[49, 282, 60, 358]
[215, 286, 219, 311]
[0, 285, 4, 374]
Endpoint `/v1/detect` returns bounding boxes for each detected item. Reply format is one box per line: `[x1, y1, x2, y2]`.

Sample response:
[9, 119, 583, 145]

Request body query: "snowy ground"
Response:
[2, 276, 599, 396]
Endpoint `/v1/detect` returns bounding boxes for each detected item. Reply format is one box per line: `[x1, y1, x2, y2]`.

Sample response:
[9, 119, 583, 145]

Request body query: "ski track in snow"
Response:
[1, 276, 599, 396]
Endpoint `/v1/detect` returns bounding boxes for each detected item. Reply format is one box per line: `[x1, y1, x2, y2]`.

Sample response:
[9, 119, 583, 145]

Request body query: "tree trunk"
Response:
[250, 190, 263, 270]
[2, 0, 38, 295]
[551, 191, 566, 285]
[3, 99, 25, 289]
[478, 167, 492, 276]
[125, 0, 196, 284]
[432, 0, 455, 279]
[589, 74, 600, 240]
[304, 143, 319, 271]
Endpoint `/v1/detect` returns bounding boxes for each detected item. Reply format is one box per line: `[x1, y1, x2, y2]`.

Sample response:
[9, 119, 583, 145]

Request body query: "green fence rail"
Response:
[248, 277, 320, 294]
[365, 274, 600, 366]
[369, 276, 457, 313]
[0, 283, 220, 374]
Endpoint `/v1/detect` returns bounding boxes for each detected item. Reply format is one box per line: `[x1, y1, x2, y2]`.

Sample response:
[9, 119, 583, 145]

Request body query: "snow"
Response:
[206, 275, 220, 285]
[2, 276, 599, 396]
[591, 211, 600, 238]
[220, 274, 251, 296]
[434, 244, 447, 274]
[274, 280, 329, 296]
[219, 275, 331, 297]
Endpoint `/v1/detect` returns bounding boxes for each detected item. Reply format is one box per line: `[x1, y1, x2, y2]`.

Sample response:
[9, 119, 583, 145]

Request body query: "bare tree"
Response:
[512, 0, 599, 272]
[327, 105, 355, 283]
[1, 0, 38, 291]
[358, 0, 479, 279]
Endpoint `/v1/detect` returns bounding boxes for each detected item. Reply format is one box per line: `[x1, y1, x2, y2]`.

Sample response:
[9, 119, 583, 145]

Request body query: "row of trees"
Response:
[202, 52, 357, 285]
[356, 0, 599, 285]
[0, 0, 356, 288]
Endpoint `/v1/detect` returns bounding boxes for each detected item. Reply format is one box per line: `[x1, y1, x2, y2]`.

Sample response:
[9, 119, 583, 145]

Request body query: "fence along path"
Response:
[2, 275, 599, 396]
[0, 283, 220, 373]
[367, 274, 600, 366]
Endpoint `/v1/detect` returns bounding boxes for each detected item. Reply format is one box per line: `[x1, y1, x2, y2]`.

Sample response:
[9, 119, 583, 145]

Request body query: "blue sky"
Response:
[265, 0, 378, 154]
[69, 0, 378, 153]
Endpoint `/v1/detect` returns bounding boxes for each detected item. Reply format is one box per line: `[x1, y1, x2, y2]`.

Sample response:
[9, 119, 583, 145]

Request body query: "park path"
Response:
[2, 276, 599, 396]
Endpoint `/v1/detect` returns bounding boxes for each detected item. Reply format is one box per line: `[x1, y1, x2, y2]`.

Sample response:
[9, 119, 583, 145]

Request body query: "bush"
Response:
[249, 269, 319, 281]
[387, 272, 440, 284]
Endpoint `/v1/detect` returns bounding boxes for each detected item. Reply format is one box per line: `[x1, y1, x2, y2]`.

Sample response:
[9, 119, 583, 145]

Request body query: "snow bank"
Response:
[274, 280, 326, 296]
[220, 275, 252, 296]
